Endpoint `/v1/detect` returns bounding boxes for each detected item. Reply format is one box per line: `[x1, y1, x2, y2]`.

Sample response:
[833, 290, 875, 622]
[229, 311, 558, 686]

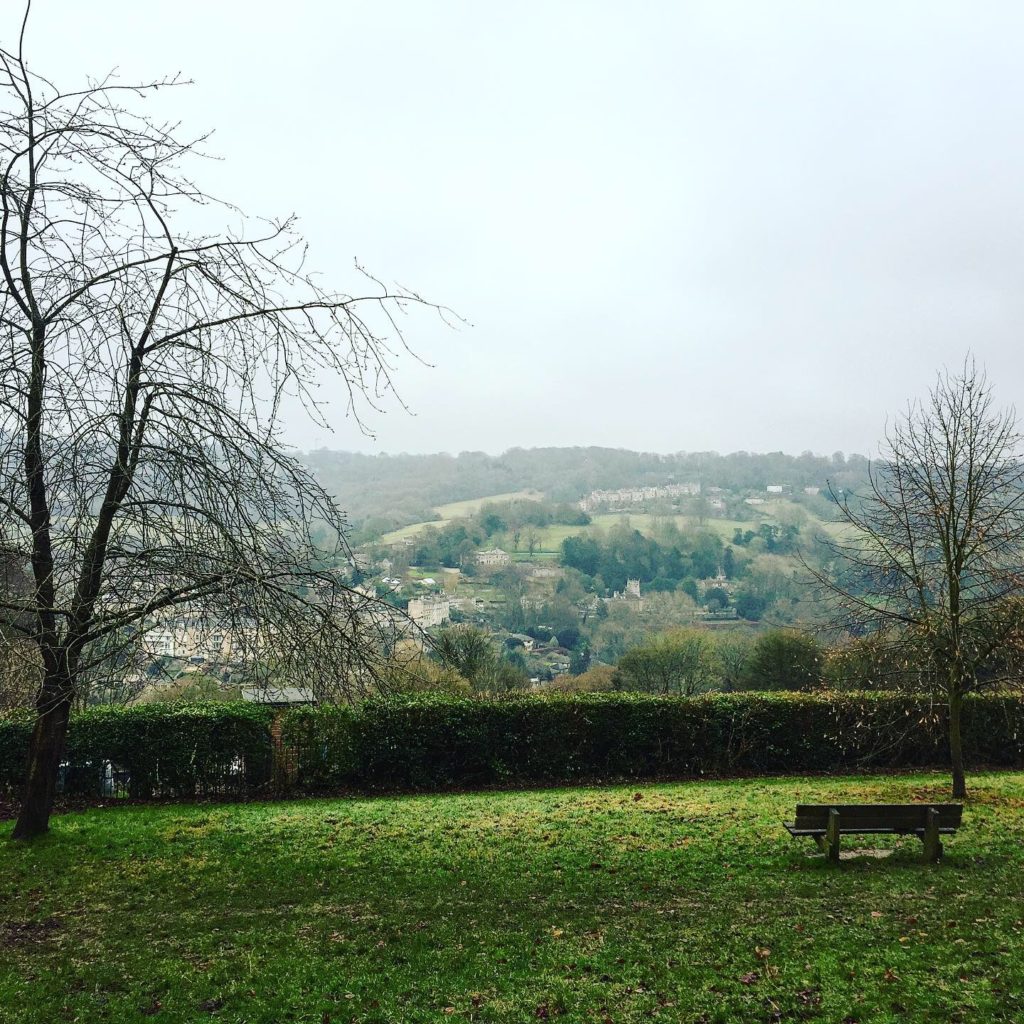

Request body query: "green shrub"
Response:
[615, 630, 717, 696]
[741, 629, 823, 690]
[0, 714, 31, 790]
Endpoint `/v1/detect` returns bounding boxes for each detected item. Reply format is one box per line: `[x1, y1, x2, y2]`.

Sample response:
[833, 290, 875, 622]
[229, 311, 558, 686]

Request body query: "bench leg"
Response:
[922, 807, 943, 863]
[826, 808, 841, 864]
[813, 834, 826, 853]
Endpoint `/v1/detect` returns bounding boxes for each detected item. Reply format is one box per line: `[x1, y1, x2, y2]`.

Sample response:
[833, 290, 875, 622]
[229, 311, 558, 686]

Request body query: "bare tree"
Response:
[810, 361, 1024, 798]
[0, 6, 445, 838]
[525, 526, 540, 558]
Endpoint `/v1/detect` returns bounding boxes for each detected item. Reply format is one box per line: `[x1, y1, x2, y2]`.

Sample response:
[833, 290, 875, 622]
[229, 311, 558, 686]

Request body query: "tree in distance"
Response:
[739, 629, 822, 692]
[430, 626, 525, 693]
[809, 361, 1024, 798]
[615, 629, 716, 696]
[0, 6, 448, 838]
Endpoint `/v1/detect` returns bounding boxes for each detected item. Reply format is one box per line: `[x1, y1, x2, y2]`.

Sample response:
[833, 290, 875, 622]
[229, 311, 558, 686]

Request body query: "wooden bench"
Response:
[784, 803, 963, 863]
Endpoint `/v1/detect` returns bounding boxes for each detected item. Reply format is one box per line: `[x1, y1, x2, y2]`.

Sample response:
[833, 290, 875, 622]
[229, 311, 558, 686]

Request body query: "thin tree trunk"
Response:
[948, 686, 967, 800]
[12, 674, 73, 840]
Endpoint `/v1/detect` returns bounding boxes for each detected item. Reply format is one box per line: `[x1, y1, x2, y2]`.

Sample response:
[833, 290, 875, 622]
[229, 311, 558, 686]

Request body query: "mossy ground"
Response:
[3, 771, 1023, 1022]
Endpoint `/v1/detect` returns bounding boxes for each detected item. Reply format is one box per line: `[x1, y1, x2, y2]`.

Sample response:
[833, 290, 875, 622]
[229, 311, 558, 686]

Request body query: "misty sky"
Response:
[16, 1, 1024, 458]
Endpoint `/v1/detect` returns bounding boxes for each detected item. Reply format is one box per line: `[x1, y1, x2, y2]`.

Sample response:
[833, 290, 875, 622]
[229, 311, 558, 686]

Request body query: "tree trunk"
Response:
[12, 676, 73, 840]
[948, 687, 967, 800]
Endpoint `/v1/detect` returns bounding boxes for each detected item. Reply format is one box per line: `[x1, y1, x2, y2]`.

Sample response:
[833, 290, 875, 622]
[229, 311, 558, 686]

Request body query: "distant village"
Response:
[91, 473, 837, 704]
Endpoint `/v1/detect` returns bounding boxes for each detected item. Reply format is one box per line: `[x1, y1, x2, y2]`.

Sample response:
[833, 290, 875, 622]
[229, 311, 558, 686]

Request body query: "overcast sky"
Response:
[16, 1, 1024, 457]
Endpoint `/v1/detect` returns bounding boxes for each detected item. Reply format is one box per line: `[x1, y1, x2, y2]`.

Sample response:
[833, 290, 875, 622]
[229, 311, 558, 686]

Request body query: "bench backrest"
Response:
[792, 803, 963, 831]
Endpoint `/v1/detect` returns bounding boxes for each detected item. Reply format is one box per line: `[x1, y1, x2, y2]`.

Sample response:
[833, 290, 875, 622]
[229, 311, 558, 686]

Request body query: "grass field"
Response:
[3, 771, 1024, 1022]
[380, 495, 850, 554]
[380, 492, 544, 543]
[490, 508, 825, 555]
[587, 506, 851, 543]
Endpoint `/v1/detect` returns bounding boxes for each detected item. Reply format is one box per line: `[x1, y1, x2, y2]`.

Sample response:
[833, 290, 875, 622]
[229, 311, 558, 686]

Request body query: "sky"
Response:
[11, 1, 1024, 458]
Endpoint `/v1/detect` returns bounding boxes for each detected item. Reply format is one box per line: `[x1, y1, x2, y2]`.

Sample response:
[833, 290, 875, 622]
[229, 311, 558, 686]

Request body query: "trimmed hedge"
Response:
[0, 702, 274, 798]
[2, 692, 1024, 801]
[279, 691, 1024, 791]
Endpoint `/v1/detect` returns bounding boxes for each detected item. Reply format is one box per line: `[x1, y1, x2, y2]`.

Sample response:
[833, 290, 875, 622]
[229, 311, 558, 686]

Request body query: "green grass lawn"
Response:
[4, 772, 1024, 1023]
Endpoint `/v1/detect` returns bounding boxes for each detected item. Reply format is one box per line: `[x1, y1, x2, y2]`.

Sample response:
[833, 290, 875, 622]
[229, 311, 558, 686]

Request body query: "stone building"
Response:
[407, 593, 451, 628]
[475, 547, 511, 569]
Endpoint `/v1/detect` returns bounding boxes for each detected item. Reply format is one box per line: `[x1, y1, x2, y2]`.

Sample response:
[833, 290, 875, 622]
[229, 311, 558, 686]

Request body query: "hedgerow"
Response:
[281, 691, 1024, 791]
[0, 702, 274, 798]
[0, 714, 31, 789]
[2, 692, 1024, 799]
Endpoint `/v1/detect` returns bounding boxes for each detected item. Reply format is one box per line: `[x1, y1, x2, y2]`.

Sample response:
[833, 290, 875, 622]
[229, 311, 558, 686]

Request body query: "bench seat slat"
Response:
[792, 817, 959, 830]
[784, 824, 958, 837]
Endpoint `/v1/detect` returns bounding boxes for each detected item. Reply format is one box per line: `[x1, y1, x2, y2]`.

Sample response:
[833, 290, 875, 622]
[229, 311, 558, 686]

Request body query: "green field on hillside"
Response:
[492, 501, 847, 555]
[382, 496, 848, 554]
[3, 772, 1022, 1023]
[380, 491, 544, 543]
[484, 515, 747, 555]
[588, 502, 849, 541]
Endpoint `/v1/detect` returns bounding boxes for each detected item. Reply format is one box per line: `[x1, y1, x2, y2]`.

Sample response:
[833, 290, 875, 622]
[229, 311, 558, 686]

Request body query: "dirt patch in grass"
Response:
[0, 917, 61, 949]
